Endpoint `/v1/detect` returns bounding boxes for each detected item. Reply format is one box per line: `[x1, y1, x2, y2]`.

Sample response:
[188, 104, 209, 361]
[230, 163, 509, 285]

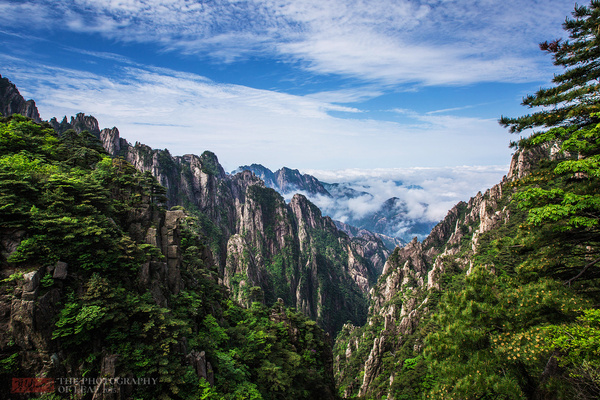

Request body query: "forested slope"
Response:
[0, 114, 338, 399]
[334, 2, 600, 399]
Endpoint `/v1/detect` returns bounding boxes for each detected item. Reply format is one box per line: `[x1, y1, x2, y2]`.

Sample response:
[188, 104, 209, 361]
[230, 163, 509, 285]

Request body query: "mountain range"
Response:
[233, 164, 436, 246]
[1, 58, 598, 400]
[0, 74, 391, 337]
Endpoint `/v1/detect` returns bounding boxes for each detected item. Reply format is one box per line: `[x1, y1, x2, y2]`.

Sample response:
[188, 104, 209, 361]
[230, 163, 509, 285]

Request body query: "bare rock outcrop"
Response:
[0, 74, 41, 122]
[337, 142, 571, 398]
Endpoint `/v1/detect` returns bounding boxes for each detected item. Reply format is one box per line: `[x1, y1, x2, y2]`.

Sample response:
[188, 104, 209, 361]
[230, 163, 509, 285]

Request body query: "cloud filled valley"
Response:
[236, 164, 509, 242]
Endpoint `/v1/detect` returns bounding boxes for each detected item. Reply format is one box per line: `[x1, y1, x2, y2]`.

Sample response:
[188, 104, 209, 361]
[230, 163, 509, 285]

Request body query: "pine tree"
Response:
[498, 0, 600, 285]
[496, 3, 600, 398]
[500, 0, 600, 133]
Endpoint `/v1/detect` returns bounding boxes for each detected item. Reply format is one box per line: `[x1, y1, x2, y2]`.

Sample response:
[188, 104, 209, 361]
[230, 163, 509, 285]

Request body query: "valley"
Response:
[1, 3, 600, 398]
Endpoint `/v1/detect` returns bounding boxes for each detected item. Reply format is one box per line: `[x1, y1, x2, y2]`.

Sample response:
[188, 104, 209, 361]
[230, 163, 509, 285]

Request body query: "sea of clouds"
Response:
[297, 165, 510, 239]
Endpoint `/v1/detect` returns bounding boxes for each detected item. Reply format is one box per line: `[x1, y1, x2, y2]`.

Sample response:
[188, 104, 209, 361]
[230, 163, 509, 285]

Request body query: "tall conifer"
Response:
[500, 0, 600, 133]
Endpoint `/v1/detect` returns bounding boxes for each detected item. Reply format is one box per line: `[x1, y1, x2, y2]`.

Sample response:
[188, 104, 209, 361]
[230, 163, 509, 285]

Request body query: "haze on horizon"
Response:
[0, 0, 578, 223]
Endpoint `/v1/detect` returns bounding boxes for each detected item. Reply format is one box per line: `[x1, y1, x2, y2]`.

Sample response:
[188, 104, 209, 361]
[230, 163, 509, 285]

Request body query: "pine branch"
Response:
[564, 256, 600, 286]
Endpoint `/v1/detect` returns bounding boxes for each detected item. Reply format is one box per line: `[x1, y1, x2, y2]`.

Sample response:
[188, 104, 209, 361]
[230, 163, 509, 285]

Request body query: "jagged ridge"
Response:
[0, 75, 391, 336]
[333, 141, 570, 398]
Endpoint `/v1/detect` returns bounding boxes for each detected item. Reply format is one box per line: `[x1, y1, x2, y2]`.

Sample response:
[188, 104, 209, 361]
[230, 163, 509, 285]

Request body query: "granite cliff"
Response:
[0, 75, 390, 336]
[332, 138, 582, 398]
[0, 74, 40, 123]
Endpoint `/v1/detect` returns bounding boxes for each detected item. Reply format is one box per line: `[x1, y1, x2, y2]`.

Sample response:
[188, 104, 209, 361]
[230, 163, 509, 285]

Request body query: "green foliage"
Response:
[500, 1, 600, 133]
[544, 309, 600, 398]
[546, 309, 600, 369]
[514, 122, 600, 242]
[198, 378, 221, 399]
[222, 301, 334, 399]
[0, 117, 166, 273]
[0, 353, 18, 374]
[0, 115, 336, 399]
[199, 151, 221, 176]
[416, 151, 599, 398]
[1, 272, 23, 283]
[307, 228, 369, 335]
[402, 355, 420, 371]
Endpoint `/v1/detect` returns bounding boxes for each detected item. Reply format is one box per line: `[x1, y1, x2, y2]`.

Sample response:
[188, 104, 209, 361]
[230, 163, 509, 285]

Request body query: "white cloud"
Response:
[2, 55, 514, 172]
[0, 0, 576, 86]
[302, 164, 509, 224]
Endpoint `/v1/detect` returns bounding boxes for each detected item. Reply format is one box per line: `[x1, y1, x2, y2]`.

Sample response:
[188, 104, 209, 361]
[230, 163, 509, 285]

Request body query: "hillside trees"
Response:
[423, 2, 600, 399]
[501, 0, 600, 288]
[0, 114, 337, 399]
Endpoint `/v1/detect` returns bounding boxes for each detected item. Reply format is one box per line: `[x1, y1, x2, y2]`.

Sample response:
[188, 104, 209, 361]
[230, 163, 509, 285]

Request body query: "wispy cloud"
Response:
[0, 0, 576, 86]
[426, 104, 479, 115]
[1, 53, 513, 171]
[304, 87, 384, 105]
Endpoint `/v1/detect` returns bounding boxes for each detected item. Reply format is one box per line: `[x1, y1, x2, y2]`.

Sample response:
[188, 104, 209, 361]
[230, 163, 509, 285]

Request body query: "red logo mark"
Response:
[11, 378, 55, 393]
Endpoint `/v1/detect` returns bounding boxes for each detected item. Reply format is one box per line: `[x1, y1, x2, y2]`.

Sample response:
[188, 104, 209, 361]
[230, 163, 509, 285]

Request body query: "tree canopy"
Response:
[500, 0, 600, 134]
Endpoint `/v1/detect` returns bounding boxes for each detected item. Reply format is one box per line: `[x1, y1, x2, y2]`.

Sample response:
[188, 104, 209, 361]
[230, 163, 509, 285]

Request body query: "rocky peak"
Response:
[507, 141, 567, 180]
[49, 113, 100, 136]
[289, 193, 329, 231]
[198, 151, 227, 179]
[234, 164, 331, 197]
[100, 127, 122, 156]
[235, 164, 277, 187]
[0, 74, 41, 122]
[335, 143, 563, 398]
[276, 167, 331, 197]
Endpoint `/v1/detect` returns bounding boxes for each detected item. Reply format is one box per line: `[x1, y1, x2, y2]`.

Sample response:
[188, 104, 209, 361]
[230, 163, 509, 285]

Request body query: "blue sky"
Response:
[0, 0, 576, 177]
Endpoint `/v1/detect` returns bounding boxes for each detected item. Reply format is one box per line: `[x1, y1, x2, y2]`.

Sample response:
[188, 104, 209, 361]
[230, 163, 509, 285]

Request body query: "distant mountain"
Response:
[234, 164, 331, 197]
[333, 221, 404, 252]
[0, 74, 392, 337]
[234, 164, 437, 244]
[322, 182, 371, 199]
[346, 196, 437, 241]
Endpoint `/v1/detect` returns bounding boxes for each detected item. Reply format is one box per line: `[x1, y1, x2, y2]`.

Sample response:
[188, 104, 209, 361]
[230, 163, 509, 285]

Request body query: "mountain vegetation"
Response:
[0, 113, 337, 399]
[1, 2, 600, 399]
[44, 109, 390, 338]
[334, 2, 600, 399]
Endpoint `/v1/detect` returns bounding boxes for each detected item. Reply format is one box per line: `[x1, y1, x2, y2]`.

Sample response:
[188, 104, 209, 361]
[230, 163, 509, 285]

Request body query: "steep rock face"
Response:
[0, 78, 389, 335]
[49, 113, 101, 136]
[0, 75, 41, 122]
[334, 143, 568, 398]
[222, 188, 382, 335]
[235, 164, 331, 197]
[99, 127, 122, 156]
[0, 202, 189, 386]
[275, 167, 331, 197]
[41, 111, 388, 335]
[234, 164, 277, 188]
